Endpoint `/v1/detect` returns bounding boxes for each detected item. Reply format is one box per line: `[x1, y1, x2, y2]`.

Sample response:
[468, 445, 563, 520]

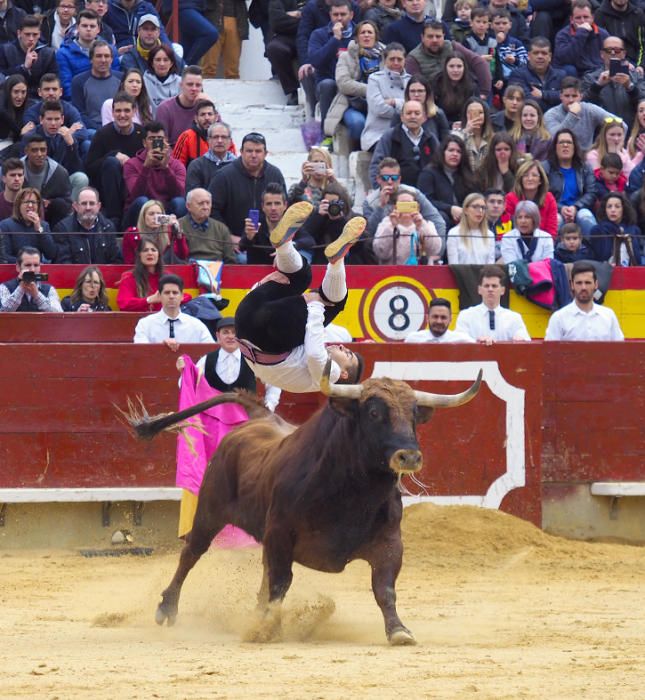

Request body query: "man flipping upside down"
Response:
[235, 201, 365, 392]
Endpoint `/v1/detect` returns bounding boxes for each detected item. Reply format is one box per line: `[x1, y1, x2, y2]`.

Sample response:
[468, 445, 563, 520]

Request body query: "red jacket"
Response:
[116, 270, 192, 312]
[121, 227, 190, 265]
[172, 125, 238, 168]
[505, 191, 559, 238]
[123, 149, 186, 209]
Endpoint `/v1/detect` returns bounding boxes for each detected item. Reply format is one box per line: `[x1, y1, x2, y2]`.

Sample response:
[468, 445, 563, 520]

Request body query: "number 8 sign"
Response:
[359, 276, 434, 342]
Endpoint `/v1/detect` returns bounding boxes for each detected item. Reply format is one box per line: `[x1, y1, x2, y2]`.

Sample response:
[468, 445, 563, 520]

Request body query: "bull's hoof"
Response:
[155, 603, 177, 627]
[388, 627, 417, 646]
[243, 603, 282, 643]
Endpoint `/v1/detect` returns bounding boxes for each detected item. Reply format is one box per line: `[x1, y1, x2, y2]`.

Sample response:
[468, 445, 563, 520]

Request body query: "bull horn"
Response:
[320, 358, 363, 399]
[414, 369, 483, 408]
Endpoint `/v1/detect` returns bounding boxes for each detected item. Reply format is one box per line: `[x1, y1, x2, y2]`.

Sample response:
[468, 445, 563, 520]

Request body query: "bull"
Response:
[127, 363, 482, 645]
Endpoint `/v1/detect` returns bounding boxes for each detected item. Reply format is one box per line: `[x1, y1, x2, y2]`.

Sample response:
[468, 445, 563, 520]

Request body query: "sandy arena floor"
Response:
[2, 504, 644, 699]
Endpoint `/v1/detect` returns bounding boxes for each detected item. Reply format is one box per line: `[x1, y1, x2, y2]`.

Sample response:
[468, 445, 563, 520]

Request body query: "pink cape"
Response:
[176, 355, 258, 549]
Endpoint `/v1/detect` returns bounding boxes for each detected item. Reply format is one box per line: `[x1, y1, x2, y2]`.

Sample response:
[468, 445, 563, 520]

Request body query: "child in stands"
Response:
[554, 222, 594, 263]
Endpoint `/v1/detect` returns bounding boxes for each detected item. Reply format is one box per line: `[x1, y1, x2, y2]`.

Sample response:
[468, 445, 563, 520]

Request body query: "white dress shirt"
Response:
[404, 328, 476, 343]
[456, 303, 531, 341]
[133, 310, 213, 344]
[545, 302, 624, 341]
[244, 301, 342, 393]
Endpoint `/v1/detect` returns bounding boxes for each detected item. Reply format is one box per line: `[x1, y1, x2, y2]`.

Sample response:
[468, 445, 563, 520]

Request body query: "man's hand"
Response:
[568, 101, 582, 115]
[379, 184, 394, 207]
[298, 63, 314, 80]
[115, 152, 130, 165]
[576, 22, 593, 32]
[244, 217, 258, 240]
[163, 338, 180, 352]
[332, 21, 343, 40]
[612, 72, 631, 87]
[69, 121, 83, 133]
[597, 70, 610, 87]
[476, 336, 495, 345]
[18, 271, 39, 297]
[58, 125, 75, 146]
[529, 86, 542, 100]
[176, 356, 185, 371]
[287, 9, 301, 17]
[118, 44, 133, 55]
[230, 233, 241, 253]
[450, 205, 463, 222]
[24, 49, 38, 70]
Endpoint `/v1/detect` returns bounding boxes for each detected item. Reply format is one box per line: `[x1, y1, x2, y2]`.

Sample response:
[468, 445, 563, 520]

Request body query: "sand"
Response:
[2, 503, 644, 699]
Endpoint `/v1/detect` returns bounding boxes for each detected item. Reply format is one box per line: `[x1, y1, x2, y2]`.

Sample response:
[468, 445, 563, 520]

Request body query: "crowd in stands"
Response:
[0, 0, 642, 329]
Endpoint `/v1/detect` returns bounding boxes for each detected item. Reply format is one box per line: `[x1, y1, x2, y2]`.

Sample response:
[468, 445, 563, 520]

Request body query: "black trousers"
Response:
[235, 259, 347, 354]
[265, 34, 298, 95]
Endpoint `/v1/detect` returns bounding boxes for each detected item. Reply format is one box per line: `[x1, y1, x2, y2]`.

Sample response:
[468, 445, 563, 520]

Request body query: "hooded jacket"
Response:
[56, 37, 120, 100]
[123, 148, 187, 208]
[143, 70, 181, 115]
[20, 155, 72, 204]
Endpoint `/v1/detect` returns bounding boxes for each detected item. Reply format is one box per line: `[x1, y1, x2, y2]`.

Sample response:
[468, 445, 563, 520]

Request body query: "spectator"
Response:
[553, 0, 608, 78]
[394, 75, 450, 144]
[432, 54, 479, 127]
[455, 263, 531, 343]
[490, 84, 524, 133]
[172, 99, 218, 169]
[626, 98, 645, 171]
[265, 0, 303, 106]
[500, 199, 554, 263]
[369, 99, 439, 188]
[594, 152, 626, 201]
[160, 0, 219, 66]
[363, 155, 446, 244]
[488, 0, 528, 47]
[28, 100, 88, 201]
[461, 6, 497, 65]
[0, 245, 62, 311]
[594, 0, 645, 73]
[57, 9, 119, 100]
[106, 0, 170, 50]
[61, 265, 112, 312]
[21, 132, 72, 227]
[143, 43, 181, 116]
[454, 96, 493, 171]
[179, 187, 236, 263]
[541, 128, 598, 236]
[417, 133, 477, 230]
[505, 157, 558, 237]
[529, 0, 570, 47]
[324, 19, 384, 143]
[53, 185, 121, 264]
[208, 132, 286, 260]
[308, 0, 355, 132]
[0, 15, 58, 97]
[554, 222, 595, 262]
[240, 181, 311, 264]
[509, 98, 551, 162]
[449, 0, 473, 45]
[544, 77, 623, 151]
[382, 0, 439, 54]
[373, 189, 441, 264]
[201, 0, 249, 80]
[123, 121, 187, 227]
[485, 186, 512, 257]
[82, 0, 116, 45]
[288, 146, 335, 206]
[490, 9, 528, 92]
[589, 191, 642, 264]
[0, 0, 25, 45]
[581, 36, 645, 131]
[545, 260, 624, 340]
[0, 188, 57, 263]
[508, 36, 565, 113]
[405, 20, 492, 99]
[587, 117, 637, 177]
[185, 121, 236, 192]
[70, 40, 122, 131]
[117, 236, 191, 311]
[364, 0, 401, 35]
[133, 272, 211, 345]
[0, 158, 25, 221]
[119, 13, 179, 74]
[0, 75, 33, 160]
[122, 199, 189, 264]
[156, 65, 206, 145]
[360, 42, 409, 152]
[101, 66, 152, 125]
[478, 131, 518, 193]
[85, 92, 145, 229]
[404, 297, 476, 343]
[446, 191, 495, 264]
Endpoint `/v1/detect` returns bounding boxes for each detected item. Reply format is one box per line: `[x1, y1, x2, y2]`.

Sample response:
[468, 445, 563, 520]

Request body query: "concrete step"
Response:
[203, 78, 287, 107]
[229, 127, 305, 154]
[222, 104, 304, 130]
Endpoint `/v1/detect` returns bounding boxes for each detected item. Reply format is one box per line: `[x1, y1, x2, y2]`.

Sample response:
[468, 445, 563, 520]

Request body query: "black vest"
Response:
[3, 278, 53, 312]
[204, 349, 257, 393]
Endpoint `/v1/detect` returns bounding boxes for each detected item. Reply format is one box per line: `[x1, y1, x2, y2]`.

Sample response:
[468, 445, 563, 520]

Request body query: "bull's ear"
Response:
[416, 406, 434, 424]
[329, 397, 358, 417]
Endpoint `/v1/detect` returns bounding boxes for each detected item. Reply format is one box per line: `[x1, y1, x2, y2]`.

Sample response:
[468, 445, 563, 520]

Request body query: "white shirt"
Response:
[500, 228, 554, 264]
[404, 328, 476, 343]
[446, 226, 496, 265]
[133, 310, 213, 344]
[243, 302, 342, 393]
[456, 303, 531, 341]
[545, 302, 624, 341]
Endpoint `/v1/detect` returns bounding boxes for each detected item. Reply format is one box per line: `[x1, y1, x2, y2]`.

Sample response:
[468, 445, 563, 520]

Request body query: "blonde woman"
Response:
[586, 118, 638, 176]
[288, 147, 336, 205]
[509, 99, 551, 161]
[626, 98, 645, 165]
[446, 192, 495, 264]
[122, 199, 189, 264]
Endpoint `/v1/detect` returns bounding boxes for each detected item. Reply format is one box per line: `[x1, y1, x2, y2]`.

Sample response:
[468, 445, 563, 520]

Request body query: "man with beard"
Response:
[53, 186, 121, 264]
[545, 261, 624, 340]
[172, 99, 220, 169]
[405, 297, 475, 343]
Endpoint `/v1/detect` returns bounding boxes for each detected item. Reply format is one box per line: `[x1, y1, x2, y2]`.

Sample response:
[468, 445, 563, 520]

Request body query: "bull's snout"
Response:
[389, 449, 423, 475]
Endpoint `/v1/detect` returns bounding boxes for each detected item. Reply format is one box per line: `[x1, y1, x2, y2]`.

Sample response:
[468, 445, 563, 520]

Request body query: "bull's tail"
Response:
[120, 391, 270, 441]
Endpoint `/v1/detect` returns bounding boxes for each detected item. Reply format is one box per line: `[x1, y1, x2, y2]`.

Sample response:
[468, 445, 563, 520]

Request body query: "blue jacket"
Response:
[0, 40, 59, 96]
[23, 99, 90, 144]
[106, 0, 170, 49]
[627, 160, 645, 192]
[308, 24, 353, 82]
[554, 24, 609, 76]
[296, 0, 361, 64]
[0, 217, 56, 264]
[56, 38, 120, 100]
[162, 0, 205, 10]
[589, 220, 643, 263]
[508, 63, 566, 112]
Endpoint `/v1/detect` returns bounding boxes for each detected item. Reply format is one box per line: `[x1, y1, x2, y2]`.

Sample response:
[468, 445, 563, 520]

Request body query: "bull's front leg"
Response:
[367, 538, 416, 646]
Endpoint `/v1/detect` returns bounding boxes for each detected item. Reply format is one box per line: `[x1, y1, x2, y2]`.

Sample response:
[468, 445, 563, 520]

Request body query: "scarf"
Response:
[137, 36, 159, 62]
[358, 46, 381, 81]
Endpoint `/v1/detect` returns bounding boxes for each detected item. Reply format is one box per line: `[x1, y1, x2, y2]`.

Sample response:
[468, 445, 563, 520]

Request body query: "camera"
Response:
[311, 161, 327, 174]
[151, 136, 165, 151]
[395, 200, 419, 214]
[22, 271, 48, 283]
[327, 200, 344, 217]
[155, 214, 172, 226]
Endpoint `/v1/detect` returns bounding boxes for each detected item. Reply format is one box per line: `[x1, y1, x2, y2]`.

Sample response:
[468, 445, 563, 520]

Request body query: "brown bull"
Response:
[128, 364, 482, 645]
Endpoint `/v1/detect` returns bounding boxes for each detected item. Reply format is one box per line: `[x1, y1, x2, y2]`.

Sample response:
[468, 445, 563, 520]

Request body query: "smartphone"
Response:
[609, 58, 623, 77]
[395, 201, 419, 214]
[311, 161, 326, 174]
[155, 214, 171, 225]
[248, 209, 260, 228]
[151, 136, 164, 151]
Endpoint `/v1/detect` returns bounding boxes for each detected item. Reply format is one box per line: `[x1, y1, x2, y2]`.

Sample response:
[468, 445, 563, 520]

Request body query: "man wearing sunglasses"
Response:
[362, 156, 445, 250]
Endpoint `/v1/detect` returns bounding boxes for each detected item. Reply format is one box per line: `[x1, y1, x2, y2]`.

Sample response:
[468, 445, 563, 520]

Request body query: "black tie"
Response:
[169, 319, 176, 338]
[488, 310, 495, 331]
